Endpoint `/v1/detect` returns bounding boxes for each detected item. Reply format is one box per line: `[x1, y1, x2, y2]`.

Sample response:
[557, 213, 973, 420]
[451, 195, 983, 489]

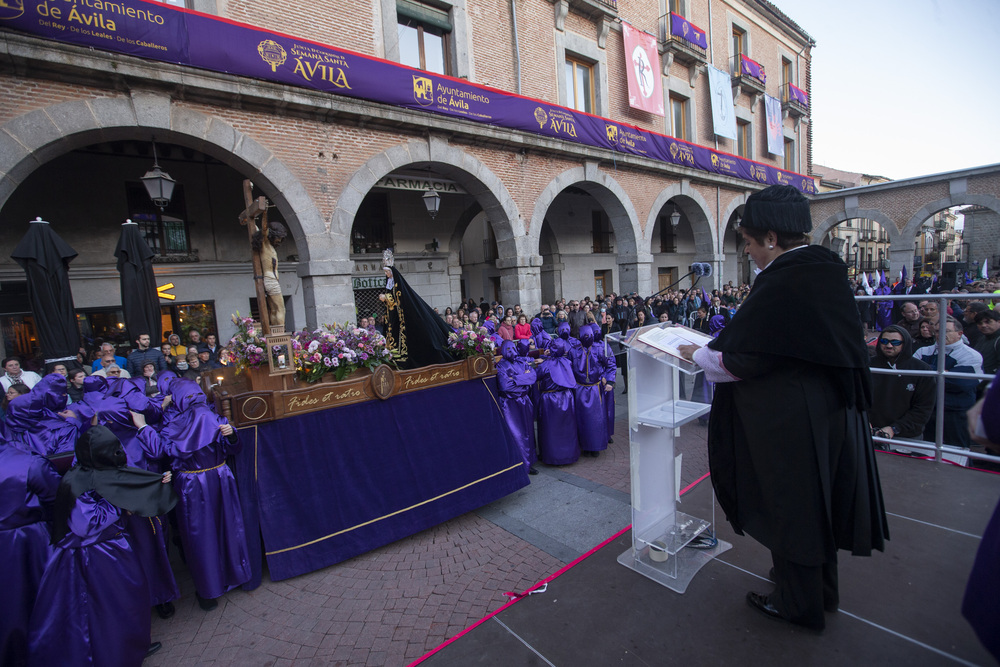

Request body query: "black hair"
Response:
[740, 226, 810, 250]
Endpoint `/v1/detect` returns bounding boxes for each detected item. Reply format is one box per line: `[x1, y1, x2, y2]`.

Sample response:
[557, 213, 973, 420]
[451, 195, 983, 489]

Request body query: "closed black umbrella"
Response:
[115, 220, 161, 346]
[10, 217, 81, 371]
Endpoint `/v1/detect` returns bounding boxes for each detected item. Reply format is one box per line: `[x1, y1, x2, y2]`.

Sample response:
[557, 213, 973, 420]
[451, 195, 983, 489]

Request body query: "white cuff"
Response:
[692, 346, 740, 383]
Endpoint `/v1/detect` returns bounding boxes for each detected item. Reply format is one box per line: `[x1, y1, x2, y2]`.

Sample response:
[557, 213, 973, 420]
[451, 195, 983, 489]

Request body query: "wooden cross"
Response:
[239, 179, 271, 335]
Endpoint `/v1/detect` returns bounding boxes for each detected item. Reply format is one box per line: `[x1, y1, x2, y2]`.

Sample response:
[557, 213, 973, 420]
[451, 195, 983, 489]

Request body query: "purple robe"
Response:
[141, 380, 250, 599]
[876, 284, 893, 330]
[4, 382, 78, 457]
[29, 491, 151, 667]
[571, 332, 607, 452]
[0, 446, 60, 667]
[537, 340, 579, 465]
[593, 327, 617, 441]
[76, 378, 179, 606]
[496, 343, 537, 468]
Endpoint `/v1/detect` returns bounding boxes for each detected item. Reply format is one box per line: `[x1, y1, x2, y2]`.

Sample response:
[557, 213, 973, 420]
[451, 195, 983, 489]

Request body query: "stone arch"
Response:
[0, 91, 326, 260]
[813, 208, 900, 246]
[902, 193, 1000, 238]
[644, 183, 717, 257]
[333, 136, 522, 261]
[529, 164, 642, 258]
[528, 163, 643, 292]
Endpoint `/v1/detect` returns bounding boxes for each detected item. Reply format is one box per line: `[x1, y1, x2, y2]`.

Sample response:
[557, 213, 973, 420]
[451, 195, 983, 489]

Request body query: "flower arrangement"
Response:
[291, 324, 393, 383]
[227, 313, 269, 373]
[447, 326, 496, 359]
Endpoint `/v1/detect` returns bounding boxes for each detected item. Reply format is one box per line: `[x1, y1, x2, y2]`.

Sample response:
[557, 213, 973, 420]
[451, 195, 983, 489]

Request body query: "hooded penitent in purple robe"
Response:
[531, 318, 552, 355]
[29, 426, 177, 667]
[0, 446, 60, 667]
[591, 324, 617, 442]
[139, 379, 250, 600]
[557, 322, 582, 353]
[571, 328, 607, 453]
[496, 342, 537, 470]
[537, 339, 579, 465]
[875, 279, 893, 330]
[4, 376, 78, 457]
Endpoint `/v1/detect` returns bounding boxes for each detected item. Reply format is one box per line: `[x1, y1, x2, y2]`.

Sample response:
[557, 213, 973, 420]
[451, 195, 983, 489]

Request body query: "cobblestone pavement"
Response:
[146, 387, 713, 666]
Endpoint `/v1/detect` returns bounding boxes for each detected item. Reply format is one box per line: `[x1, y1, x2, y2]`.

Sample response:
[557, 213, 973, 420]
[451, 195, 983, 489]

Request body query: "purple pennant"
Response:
[669, 13, 708, 50]
[740, 55, 766, 84]
[1, 0, 814, 194]
[787, 83, 808, 107]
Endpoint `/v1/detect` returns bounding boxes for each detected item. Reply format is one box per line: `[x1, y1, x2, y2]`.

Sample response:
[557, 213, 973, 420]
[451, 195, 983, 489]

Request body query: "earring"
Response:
[768, 245, 774, 249]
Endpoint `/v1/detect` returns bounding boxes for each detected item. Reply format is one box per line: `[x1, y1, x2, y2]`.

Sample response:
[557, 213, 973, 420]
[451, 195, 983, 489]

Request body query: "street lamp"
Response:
[140, 141, 176, 211]
[852, 242, 860, 274]
[422, 189, 441, 219]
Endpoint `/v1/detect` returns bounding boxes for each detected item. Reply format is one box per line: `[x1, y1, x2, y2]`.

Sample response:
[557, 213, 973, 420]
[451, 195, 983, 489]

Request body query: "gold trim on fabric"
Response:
[179, 461, 225, 474]
[265, 461, 525, 556]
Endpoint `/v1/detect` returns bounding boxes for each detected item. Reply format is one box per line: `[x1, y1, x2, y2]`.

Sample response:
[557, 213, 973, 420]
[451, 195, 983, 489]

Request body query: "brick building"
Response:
[0, 0, 815, 358]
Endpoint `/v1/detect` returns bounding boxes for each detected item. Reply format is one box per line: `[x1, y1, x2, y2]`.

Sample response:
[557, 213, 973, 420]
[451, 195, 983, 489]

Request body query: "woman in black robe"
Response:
[679, 185, 888, 631]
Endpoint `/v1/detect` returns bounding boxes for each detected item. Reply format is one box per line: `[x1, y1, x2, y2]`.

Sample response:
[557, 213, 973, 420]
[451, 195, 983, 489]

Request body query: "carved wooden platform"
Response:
[213, 356, 495, 426]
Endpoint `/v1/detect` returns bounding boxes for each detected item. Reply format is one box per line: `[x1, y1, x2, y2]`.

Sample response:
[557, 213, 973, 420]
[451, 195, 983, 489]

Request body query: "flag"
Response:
[707, 65, 737, 140]
[621, 22, 664, 116]
[764, 94, 783, 156]
[669, 13, 708, 49]
[981, 258, 989, 280]
[787, 83, 808, 106]
[739, 55, 766, 84]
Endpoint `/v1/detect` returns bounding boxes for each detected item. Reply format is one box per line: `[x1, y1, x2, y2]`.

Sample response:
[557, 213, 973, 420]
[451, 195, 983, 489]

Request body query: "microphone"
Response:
[690, 262, 713, 277]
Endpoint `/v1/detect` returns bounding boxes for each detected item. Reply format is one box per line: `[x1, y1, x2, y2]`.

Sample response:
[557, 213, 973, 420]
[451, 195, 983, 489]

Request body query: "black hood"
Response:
[874, 324, 914, 364]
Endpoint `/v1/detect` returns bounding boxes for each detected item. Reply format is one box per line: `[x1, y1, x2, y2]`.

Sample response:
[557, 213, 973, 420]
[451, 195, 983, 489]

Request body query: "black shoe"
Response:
[746, 592, 785, 623]
[621, 387, 627, 394]
[146, 642, 162, 658]
[155, 602, 175, 619]
[608, 438, 614, 444]
[528, 466, 539, 475]
[196, 593, 218, 611]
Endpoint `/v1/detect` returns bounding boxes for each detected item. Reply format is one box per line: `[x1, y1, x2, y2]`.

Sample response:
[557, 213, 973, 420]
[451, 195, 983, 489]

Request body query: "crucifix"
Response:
[238, 179, 284, 335]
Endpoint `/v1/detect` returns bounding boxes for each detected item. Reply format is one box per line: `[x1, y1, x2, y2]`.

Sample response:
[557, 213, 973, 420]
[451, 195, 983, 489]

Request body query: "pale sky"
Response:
[771, 0, 1000, 180]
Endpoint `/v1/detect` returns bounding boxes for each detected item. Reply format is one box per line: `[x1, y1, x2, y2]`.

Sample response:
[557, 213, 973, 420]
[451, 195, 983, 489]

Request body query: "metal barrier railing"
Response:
[855, 290, 1000, 467]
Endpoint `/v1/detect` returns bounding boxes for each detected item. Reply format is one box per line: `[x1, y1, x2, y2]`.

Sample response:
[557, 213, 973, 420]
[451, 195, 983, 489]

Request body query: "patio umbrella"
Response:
[10, 217, 81, 371]
[114, 220, 161, 346]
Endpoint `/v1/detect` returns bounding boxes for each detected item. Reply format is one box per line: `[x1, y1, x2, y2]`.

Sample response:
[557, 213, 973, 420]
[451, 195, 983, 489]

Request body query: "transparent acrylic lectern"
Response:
[607, 321, 732, 593]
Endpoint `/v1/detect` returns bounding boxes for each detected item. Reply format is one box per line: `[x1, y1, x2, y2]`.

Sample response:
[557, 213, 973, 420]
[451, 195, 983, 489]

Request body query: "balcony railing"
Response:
[730, 54, 766, 95]
[780, 82, 808, 118]
[592, 232, 614, 254]
[659, 13, 708, 67]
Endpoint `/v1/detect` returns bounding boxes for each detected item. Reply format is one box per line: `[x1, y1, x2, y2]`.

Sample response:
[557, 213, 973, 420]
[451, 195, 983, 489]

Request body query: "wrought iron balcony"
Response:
[730, 54, 766, 96]
[658, 13, 708, 69]
[780, 82, 808, 118]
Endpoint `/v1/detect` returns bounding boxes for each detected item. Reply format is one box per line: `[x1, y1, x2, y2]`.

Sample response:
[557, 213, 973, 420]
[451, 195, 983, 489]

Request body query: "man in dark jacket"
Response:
[125, 333, 166, 377]
[915, 315, 983, 449]
[869, 325, 935, 454]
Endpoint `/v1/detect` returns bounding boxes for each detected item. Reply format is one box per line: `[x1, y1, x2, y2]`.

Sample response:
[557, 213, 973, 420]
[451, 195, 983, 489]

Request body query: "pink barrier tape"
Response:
[408, 471, 714, 666]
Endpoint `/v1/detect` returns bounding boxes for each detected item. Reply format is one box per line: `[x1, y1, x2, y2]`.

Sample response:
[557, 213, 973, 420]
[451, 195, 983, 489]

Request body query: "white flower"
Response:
[307, 340, 320, 353]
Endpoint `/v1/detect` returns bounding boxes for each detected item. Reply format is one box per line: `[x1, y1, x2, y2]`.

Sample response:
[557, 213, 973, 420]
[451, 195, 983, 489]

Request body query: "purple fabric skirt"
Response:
[538, 389, 579, 465]
[174, 464, 251, 599]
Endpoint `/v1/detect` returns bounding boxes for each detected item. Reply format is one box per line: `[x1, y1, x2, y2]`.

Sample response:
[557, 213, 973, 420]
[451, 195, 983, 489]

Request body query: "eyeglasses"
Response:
[878, 339, 903, 347]
[108, 370, 121, 374]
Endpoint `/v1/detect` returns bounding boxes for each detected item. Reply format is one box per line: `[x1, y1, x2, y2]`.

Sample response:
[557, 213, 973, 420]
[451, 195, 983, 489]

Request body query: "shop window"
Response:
[397, 0, 452, 75]
[353, 193, 394, 255]
[126, 182, 190, 257]
[565, 57, 595, 114]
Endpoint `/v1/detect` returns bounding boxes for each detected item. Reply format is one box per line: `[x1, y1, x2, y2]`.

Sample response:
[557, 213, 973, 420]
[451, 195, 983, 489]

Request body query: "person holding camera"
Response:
[869, 325, 935, 454]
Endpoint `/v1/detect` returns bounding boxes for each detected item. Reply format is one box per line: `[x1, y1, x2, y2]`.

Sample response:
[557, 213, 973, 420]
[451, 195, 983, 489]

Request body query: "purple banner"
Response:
[740, 54, 767, 84]
[788, 83, 809, 107]
[669, 13, 708, 50]
[0, 0, 814, 194]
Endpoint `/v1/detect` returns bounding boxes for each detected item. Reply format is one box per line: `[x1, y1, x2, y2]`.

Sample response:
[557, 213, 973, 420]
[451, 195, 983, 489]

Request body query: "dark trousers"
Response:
[770, 551, 838, 630]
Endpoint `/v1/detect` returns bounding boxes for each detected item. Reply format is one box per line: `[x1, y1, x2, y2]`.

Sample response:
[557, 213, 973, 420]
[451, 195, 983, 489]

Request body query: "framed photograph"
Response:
[267, 333, 295, 375]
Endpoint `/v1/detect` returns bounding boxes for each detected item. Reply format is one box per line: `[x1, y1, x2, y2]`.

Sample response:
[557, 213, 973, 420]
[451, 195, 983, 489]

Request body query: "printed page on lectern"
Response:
[637, 325, 714, 360]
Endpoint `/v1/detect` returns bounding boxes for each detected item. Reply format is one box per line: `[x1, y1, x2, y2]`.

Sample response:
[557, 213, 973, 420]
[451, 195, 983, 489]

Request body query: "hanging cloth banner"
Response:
[621, 21, 664, 117]
[0, 0, 815, 194]
[707, 65, 737, 141]
[764, 94, 784, 156]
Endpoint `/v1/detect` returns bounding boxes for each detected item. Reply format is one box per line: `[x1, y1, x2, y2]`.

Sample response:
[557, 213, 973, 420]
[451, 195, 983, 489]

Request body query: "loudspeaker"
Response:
[941, 261, 966, 291]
